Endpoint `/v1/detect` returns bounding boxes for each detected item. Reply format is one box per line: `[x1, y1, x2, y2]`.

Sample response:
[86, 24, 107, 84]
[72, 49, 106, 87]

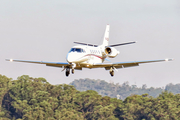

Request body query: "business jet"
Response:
[6, 24, 173, 77]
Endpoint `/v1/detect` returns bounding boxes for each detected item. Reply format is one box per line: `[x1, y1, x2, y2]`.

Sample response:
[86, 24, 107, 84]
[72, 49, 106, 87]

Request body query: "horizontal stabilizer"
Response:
[109, 41, 136, 47]
[74, 42, 98, 47]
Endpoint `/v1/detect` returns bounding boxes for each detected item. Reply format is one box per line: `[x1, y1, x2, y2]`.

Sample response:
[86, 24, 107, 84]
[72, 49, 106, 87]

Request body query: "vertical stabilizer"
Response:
[102, 24, 110, 47]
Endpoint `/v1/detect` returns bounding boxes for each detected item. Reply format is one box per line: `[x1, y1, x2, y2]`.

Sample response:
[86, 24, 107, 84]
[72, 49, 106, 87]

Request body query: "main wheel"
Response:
[110, 71, 114, 77]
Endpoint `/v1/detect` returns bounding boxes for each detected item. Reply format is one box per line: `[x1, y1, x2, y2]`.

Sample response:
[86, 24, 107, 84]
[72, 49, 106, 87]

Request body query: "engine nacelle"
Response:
[105, 47, 120, 58]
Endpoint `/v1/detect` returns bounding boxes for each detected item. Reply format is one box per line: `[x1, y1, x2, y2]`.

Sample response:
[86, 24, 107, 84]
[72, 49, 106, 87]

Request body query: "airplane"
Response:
[6, 24, 173, 77]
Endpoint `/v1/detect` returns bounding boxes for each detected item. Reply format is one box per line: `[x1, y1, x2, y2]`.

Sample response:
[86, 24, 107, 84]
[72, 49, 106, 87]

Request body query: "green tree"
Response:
[0, 74, 12, 119]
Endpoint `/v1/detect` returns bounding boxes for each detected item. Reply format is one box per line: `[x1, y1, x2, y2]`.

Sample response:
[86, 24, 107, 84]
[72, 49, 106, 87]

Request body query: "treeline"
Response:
[0, 75, 180, 119]
[70, 78, 180, 100]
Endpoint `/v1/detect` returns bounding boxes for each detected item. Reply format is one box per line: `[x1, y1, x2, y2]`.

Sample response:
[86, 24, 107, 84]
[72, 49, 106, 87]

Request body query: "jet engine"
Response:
[105, 47, 120, 58]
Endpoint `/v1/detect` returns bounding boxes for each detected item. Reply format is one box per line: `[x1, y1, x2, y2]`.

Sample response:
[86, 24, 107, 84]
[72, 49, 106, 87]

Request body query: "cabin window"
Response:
[82, 49, 86, 53]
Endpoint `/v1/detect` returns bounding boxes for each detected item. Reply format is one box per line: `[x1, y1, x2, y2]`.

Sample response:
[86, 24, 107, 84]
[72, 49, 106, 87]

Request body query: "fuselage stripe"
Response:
[84, 54, 103, 59]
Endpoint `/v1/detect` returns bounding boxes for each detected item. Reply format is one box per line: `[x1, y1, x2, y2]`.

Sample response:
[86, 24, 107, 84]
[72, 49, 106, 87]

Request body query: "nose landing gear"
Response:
[65, 67, 75, 77]
[65, 68, 70, 77]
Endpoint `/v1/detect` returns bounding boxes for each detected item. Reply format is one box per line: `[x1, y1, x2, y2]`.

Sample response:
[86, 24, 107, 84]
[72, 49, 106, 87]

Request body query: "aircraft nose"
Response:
[66, 53, 74, 63]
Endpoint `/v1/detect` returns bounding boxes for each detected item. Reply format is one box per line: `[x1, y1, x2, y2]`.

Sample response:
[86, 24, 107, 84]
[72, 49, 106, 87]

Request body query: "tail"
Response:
[101, 24, 110, 47]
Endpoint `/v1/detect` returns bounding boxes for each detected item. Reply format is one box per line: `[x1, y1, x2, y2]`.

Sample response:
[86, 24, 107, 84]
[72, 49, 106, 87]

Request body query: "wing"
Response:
[92, 58, 174, 70]
[6, 59, 69, 68]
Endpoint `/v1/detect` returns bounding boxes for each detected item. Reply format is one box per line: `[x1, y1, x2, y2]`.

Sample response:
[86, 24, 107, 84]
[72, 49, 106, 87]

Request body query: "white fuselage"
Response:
[66, 45, 106, 68]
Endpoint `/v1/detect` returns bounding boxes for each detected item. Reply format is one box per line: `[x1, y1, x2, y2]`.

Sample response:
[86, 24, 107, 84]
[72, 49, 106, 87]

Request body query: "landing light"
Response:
[10, 59, 13, 62]
[165, 59, 168, 62]
[87, 65, 89, 67]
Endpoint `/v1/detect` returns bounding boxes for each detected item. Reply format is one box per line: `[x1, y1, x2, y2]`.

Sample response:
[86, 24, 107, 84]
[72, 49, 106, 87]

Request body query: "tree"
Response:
[1, 75, 180, 119]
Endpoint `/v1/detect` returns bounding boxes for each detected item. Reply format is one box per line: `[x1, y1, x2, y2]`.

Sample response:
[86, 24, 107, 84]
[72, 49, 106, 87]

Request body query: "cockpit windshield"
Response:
[69, 48, 85, 53]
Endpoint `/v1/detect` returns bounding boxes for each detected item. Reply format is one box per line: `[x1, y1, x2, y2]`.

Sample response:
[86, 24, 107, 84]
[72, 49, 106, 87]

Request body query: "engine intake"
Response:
[105, 47, 119, 58]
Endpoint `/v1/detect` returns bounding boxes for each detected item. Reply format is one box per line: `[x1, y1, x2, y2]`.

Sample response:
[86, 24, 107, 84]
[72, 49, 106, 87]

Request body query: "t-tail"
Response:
[100, 24, 137, 58]
[74, 24, 136, 48]
[101, 24, 136, 47]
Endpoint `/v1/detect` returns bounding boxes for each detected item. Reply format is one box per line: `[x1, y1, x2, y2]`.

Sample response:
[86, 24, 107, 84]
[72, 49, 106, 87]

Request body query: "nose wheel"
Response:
[65, 68, 70, 77]
[65, 68, 75, 77]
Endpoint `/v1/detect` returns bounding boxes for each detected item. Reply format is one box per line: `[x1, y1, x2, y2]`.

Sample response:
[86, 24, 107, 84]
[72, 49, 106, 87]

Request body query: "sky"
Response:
[0, 0, 179, 88]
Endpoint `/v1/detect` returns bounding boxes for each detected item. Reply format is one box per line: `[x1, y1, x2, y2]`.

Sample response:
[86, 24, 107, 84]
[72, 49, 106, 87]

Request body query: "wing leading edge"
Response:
[93, 58, 174, 70]
[6, 58, 174, 69]
[5, 59, 69, 68]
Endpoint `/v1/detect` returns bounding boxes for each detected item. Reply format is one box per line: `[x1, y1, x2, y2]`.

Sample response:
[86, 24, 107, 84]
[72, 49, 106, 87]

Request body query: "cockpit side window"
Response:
[75, 48, 81, 53]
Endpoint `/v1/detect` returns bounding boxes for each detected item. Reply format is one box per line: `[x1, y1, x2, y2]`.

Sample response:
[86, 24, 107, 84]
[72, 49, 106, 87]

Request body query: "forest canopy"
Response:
[0, 74, 180, 120]
[70, 78, 180, 100]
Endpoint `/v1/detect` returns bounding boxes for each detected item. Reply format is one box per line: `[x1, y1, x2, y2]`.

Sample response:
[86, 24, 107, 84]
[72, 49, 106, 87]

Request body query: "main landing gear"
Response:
[109, 67, 114, 77]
